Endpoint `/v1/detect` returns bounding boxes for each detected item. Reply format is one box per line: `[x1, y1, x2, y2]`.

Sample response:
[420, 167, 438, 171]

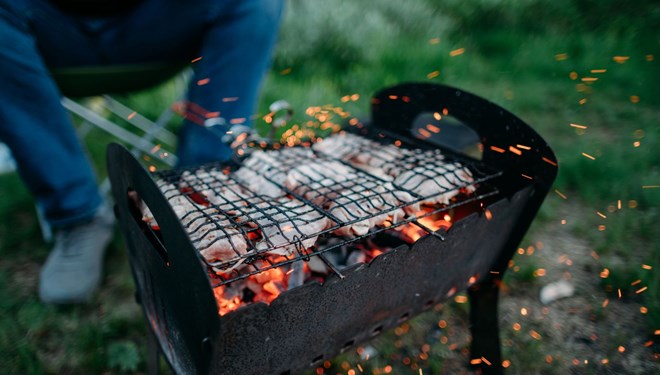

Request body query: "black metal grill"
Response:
[107, 82, 558, 375]
[149, 130, 502, 286]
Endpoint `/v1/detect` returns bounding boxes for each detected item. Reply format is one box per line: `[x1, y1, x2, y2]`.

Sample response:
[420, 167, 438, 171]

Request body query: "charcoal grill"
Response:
[107, 83, 557, 375]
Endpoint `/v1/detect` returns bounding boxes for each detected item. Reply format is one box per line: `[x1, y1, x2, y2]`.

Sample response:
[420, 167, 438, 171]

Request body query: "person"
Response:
[0, 0, 284, 304]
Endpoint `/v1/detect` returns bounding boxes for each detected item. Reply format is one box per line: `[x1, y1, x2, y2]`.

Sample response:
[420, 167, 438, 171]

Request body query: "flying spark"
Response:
[590, 69, 607, 73]
[570, 123, 588, 129]
[191, 56, 203, 63]
[427, 70, 440, 79]
[613, 56, 630, 64]
[555, 53, 568, 61]
[449, 48, 465, 57]
[554, 189, 567, 199]
[581, 152, 596, 160]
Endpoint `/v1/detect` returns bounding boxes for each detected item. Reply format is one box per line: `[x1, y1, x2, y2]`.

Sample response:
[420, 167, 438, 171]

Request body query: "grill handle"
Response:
[107, 143, 219, 375]
[370, 82, 557, 195]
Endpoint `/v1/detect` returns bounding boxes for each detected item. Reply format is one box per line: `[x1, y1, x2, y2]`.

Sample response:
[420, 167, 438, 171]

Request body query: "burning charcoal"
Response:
[306, 256, 330, 274]
[287, 261, 305, 290]
[345, 249, 367, 267]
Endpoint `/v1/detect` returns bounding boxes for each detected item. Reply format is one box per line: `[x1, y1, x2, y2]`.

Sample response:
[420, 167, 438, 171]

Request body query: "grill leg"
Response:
[468, 277, 503, 375]
[147, 326, 161, 375]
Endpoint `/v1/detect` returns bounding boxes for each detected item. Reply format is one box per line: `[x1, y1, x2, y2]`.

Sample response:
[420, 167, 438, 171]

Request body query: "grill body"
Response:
[108, 83, 556, 375]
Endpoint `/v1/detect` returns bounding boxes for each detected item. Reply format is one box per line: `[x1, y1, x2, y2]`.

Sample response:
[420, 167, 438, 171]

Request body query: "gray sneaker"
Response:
[39, 204, 115, 304]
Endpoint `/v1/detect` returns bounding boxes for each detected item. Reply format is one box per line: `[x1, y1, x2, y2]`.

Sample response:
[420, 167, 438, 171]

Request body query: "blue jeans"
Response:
[0, 0, 283, 227]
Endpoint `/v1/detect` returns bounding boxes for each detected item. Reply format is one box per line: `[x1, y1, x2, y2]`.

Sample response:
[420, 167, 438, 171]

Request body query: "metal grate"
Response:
[150, 131, 503, 286]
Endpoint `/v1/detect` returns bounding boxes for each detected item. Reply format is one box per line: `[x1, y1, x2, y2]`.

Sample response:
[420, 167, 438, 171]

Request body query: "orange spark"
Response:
[516, 144, 531, 150]
[636, 286, 648, 294]
[197, 78, 210, 86]
[509, 146, 522, 155]
[427, 70, 440, 79]
[579, 98, 588, 105]
[191, 56, 203, 63]
[555, 53, 569, 61]
[569, 71, 578, 80]
[602, 299, 609, 308]
[631, 279, 641, 286]
[502, 360, 511, 368]
[223, 97, 239, 102]
[490, 145, 506, 153]
[127, 111, 137, 120]
[570, 123, 588, 129]
[630, 95, 640, 103]
[454, 295, 468, 303]
[581, 77, 598, 82]
[642, 264, 653, 270]
[521, 174, 533, 180]
[646, 54, 654, 61]
[581, 152, 596, 160]
[596, 211, 607, 219]
[543, 157, 558, 167]
[554, 189, 567, 199]
[591, 69, 607, 73]
[529, 330, 542, 340]
[279, 67, 292, 75]
[449, 48, 465, 57]
[418, 128, 432, 138]
[613, 56, 630, 64]
[426, 124, 440, 133]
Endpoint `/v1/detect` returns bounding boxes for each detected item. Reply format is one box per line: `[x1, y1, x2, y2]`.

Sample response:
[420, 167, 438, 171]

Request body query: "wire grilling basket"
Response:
[147, 130, 503, 286]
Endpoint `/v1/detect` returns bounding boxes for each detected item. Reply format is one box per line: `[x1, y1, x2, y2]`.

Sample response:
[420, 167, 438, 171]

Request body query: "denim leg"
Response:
[0, 3, 102, 228]
[77, 0, 284, 166]
[176, 0, 285, 166]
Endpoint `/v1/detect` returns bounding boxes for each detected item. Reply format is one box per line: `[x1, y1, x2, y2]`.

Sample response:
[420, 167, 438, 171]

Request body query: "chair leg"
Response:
[468, 277, 503, 374]
[147, 325, 161, 375]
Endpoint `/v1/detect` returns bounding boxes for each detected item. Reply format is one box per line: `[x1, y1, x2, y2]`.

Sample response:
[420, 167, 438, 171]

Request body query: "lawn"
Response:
[0, 0, 658, 373]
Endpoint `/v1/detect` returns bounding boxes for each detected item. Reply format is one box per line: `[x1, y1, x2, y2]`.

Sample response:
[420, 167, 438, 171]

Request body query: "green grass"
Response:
[1, 0, 658, 373]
